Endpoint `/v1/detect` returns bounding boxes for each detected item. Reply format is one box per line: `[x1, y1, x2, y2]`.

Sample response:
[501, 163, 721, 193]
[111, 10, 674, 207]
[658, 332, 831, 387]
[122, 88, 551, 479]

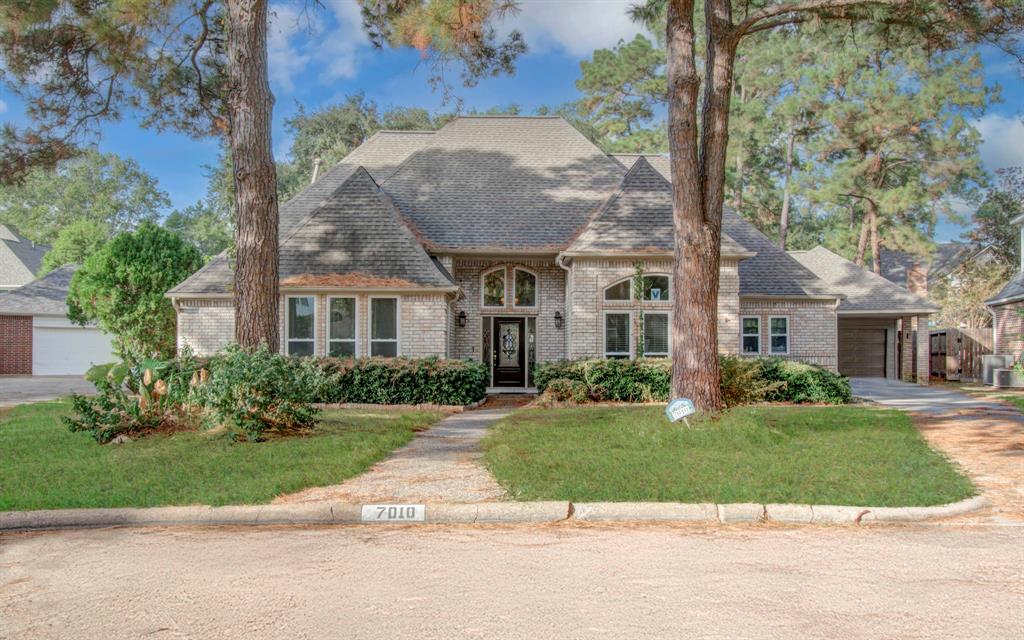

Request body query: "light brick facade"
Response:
[992, 300, 1023, 361]
[177, 293, 450, 358]
[738, 298, 839, 371]
[0, 314, 32, 374]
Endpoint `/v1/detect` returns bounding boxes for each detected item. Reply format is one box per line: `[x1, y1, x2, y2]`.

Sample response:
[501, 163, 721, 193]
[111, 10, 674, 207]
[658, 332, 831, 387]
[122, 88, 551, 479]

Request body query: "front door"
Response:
[493, 317, 526, 387]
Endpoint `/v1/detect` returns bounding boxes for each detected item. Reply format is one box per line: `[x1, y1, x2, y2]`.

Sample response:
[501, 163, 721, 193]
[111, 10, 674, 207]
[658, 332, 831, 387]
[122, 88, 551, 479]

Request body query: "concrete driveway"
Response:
[850, 377, 1021, 416]
[0, 376, 94, 408]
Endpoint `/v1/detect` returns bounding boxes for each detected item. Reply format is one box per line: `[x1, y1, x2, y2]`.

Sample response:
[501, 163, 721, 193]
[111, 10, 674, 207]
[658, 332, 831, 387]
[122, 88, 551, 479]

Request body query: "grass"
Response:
[935, 380, 1024, 412]
[1, 402, 441, 511]
[483, 405, 975, 507]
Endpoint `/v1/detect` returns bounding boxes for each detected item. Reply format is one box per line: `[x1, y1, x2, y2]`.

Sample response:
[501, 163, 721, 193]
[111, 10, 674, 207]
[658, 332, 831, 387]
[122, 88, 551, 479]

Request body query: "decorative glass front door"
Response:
[493, 317, 526, 386]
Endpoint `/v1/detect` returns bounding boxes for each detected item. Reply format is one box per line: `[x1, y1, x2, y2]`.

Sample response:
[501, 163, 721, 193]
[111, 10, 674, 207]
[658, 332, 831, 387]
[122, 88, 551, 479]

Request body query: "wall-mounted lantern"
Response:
[554, 311, 563, 329]
[457, 311, 467, 327]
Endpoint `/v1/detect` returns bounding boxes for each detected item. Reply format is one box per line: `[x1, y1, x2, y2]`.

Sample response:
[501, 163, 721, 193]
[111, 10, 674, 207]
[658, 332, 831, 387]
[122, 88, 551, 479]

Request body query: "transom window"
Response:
[286, 296, 315, 357]
[328, 297, 356, 357]
[770, 316, 789, 355]
[371, 298, 399, 357]
[482, 268, 505, 307]
[643, 312, 670, 357]
[741, 316, 760, 355]
[604, 312, 631, 358]
[514, 269, 537, 307]
[603, 275, 671, 301]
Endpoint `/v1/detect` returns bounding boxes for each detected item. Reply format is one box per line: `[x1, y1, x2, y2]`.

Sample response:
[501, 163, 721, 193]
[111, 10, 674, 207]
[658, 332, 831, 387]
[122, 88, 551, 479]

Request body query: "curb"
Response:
[0, 496, 988, 532]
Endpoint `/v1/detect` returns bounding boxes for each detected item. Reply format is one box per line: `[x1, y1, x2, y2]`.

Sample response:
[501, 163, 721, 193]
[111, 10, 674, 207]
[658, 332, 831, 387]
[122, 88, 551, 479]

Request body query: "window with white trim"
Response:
[643, 312, 670, 357]
[769, 316, 789, 355]
[604, 279, 631, 301]
[514, 268, 537, 307]
[641, 275, 670, 301]
[371, 297, 399, 357]
[286, 296, 315, 356]
[482, 267, 505, 307]
[604, 312, 631, 358]
[328, 297, 356, 357]
[741, 316, 760, 355]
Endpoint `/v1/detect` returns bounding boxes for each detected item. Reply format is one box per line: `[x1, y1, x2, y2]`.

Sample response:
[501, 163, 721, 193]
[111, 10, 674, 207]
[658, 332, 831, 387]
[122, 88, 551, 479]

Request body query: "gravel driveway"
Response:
[2, 523, 1021, 639]
[0, 376, 94, 408]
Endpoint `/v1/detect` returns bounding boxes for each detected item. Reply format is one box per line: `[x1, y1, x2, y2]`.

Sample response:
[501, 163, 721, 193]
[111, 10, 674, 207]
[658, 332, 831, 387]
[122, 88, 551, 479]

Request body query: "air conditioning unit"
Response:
[982, 355, 1013, 386]
[993, 368, 1024, 389]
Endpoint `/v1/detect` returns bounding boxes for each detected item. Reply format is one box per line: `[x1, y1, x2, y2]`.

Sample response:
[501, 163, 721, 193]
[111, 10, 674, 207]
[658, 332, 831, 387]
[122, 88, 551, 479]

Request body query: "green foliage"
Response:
[932, 260, 1013, 329]
[534, 356, 850, 406]
[66, 222, 204, 360]
[196, 346, 323, 441]
[0, 150, 167, 244]
[315, 357, 489, 406]
[164, 200, 233, 259]
[575, 34, 667, 151]
[758, 358, 852, 405]
[540, 378, 590, 405]
[969, 167, 1023, 266]
[39, 218, 109, 274]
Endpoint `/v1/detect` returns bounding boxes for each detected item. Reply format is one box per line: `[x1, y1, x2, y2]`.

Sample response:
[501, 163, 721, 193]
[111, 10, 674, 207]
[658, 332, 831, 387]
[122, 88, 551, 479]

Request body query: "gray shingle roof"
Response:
[0, 224, 49, 288]
[0, 264, 76, 315]
[169, 167, 453, 295]
[611, 153, 671, 180]
[876, 242, 983, 287]
[380, 116, 625, 251]
[790, 246, 938, 313]
[987, 270, 1024, 305]
[567, 158, 751, 257]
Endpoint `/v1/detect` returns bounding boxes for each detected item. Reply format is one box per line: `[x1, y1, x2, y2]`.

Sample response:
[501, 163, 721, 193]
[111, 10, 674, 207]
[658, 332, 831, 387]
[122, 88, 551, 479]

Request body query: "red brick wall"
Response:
[993, 301, 1023, 361]
[0, 315, 32, 374]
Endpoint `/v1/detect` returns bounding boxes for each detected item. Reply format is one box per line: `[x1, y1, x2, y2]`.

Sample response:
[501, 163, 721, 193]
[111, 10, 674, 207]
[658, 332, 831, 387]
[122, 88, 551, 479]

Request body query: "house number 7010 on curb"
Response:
[361, 504, 425, 522]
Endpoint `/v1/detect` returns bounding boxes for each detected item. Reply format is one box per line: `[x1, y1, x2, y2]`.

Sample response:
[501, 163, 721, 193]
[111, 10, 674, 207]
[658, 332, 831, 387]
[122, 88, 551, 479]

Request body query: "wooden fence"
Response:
[929, 328, 993, 382]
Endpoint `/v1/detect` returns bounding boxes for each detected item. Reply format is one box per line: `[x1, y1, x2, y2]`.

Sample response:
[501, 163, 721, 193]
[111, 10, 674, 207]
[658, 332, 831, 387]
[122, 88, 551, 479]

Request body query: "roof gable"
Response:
[567, 158, 750, 257]
[790, 246, 938, 313]
[0, 224, 49, 288]
[0, 264, 76, 315]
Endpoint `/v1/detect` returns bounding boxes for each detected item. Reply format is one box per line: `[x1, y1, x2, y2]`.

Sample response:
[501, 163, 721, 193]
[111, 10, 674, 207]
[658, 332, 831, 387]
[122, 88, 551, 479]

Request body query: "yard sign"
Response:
[665, 398, 696, 427]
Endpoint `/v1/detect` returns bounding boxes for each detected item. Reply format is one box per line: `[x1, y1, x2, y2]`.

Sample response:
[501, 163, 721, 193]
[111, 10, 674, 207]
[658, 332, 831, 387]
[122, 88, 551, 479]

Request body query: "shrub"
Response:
[541, 378, 590, 404]
[196, 345, 323, 441]
[314, 357, 488, 406]
[64, 383, 164, 443]
[534, 356, 851, 406]
[759, 358, 852, 404]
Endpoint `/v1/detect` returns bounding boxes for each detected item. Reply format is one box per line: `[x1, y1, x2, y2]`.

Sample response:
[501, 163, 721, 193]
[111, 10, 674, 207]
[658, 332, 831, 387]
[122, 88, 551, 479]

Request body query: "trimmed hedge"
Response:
[314, 357, 488, 406]
[534, 356, 851, 405]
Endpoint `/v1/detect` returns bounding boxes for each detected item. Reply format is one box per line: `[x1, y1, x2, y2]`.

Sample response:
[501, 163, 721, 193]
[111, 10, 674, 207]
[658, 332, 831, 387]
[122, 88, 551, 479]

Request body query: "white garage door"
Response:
[32, 316, 116, 375]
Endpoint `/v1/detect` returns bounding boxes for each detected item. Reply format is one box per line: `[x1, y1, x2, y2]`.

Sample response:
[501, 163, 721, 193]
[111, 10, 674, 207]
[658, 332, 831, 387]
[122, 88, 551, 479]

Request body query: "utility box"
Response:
[982, 355, 1013, 386]
[993, 368, 1024, 389]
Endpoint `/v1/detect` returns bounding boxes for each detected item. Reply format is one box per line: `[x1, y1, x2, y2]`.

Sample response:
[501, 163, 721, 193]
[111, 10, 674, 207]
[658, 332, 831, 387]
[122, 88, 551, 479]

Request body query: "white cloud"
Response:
[314, 1, 369, 83]
[973, 114, 1024, 172]
[504, 0, 646, 57]
[267, 4, 320, 92]
[0, 98, 7, 114]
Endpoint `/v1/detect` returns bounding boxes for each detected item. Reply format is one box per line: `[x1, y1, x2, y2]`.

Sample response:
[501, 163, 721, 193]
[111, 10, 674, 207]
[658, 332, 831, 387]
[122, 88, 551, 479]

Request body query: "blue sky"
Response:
[0, 0, 1021, 242]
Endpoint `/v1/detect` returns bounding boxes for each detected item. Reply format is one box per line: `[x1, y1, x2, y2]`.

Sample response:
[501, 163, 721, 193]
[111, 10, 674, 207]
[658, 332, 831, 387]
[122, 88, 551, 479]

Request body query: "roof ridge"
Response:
[810, 245, 934, 300]
[455, 114, 560, 119]
[564, 156, 654, 251]
[278, 166, 370, 249]
[374, 129, 437, 135]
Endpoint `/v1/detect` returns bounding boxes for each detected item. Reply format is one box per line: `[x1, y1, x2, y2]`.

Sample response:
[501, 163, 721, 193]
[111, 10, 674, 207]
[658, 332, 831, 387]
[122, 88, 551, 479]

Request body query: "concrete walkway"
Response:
[850, 377, 1022, 417]
[276, 408, 511, 504]
[0, 376, 95, 408]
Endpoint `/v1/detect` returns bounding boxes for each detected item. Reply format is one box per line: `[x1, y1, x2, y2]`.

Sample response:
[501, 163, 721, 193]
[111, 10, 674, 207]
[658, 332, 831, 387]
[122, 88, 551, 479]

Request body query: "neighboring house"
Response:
[0, 265, 116, 375]
[0, 224, 49, 291]
[168, 116, 936, 388]
[986, 213, 1024, 363]
[876, 242, 999, 298]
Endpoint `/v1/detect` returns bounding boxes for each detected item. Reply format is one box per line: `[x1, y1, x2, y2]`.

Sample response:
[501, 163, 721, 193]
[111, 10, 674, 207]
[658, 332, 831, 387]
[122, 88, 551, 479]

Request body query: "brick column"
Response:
[900, 315, 914, 382]
[916, 314, 930, 385]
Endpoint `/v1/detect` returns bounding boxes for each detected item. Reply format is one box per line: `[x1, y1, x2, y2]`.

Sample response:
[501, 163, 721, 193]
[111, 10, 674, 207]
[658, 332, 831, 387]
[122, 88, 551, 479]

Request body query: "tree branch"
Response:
[734, 0, 908, 39]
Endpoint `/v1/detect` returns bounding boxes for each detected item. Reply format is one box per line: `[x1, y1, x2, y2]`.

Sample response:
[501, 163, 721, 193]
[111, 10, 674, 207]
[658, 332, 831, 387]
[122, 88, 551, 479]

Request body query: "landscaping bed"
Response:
[1, 401, 441, 511]
[483, 405, 975, 507]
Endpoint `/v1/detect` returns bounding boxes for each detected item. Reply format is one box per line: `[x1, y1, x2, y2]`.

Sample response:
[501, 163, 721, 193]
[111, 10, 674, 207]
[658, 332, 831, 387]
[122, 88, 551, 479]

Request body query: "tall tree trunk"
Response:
[855, 213, 869, 266]
[868, 201, 881, 275]
[226, 0, 279, 351]
[733, 85, 746, 212]
[777, 123, 796, 250]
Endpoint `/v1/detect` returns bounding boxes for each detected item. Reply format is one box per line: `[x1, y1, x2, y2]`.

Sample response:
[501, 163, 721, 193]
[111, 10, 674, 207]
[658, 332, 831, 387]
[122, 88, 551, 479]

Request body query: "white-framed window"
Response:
[604, 311, 631, 358]
[769, 316, 789, 355]
[604, 278, 632, 301]
[642, 312, 670, 357]
[513, 268, 537, 308]
[370, 297, 400, 357]
[286, 295, 316, 357]
[640, 274, 670, 301]
[481, 267, 506, 307]
[741, 316, 760, 355]
[327, 296, 357, 357]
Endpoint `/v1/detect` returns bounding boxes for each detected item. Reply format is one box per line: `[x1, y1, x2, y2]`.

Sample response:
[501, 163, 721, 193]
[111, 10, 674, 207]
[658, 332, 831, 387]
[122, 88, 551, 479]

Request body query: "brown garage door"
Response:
[838, 328, 886, 377]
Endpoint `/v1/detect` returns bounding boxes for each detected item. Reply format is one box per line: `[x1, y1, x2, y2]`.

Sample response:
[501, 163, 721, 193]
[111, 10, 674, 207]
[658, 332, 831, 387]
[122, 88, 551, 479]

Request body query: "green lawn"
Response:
[997, 395, 1024, 412]
[483, 405, 975, 507]
[1, 402, 441, 511]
